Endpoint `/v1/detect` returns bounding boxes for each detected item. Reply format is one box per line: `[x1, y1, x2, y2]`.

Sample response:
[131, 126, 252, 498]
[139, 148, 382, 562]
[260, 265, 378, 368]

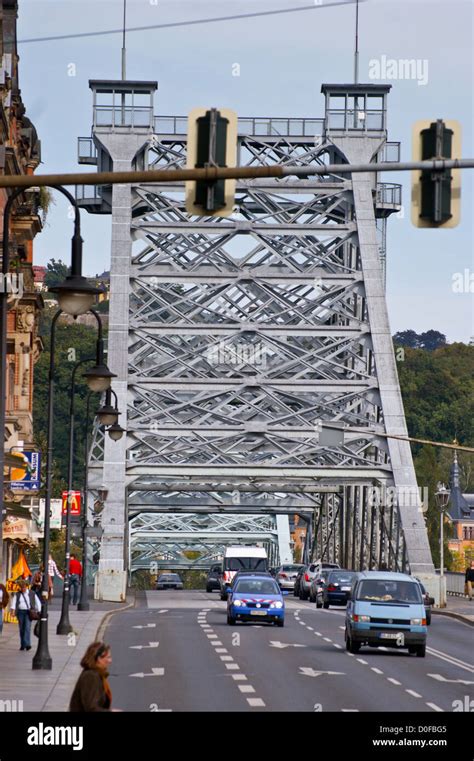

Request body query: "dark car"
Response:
[316, 570, 358, 608]
[293, 566, 307, 597]
[415, 578, 435, 625]
[206, 563, 222, 593]
[156, 573, 184, 590]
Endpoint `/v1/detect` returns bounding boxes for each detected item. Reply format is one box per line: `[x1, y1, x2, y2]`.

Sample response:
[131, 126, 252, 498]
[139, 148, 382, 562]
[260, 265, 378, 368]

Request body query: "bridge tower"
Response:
[78, 80, 435, 601]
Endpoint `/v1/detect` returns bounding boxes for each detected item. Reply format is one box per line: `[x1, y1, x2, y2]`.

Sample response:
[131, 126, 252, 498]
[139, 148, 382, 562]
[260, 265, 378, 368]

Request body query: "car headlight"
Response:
[410, 618, 423, 625]
[233, 599, 244, 607]
[270, 601, 283, 609]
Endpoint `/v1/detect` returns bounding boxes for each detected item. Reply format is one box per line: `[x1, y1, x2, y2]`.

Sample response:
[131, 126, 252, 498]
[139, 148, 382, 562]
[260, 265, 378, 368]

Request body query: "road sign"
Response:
[10, 451, 41, 491]
[38, 499, 62, 529]
[62, 490, 81, 516]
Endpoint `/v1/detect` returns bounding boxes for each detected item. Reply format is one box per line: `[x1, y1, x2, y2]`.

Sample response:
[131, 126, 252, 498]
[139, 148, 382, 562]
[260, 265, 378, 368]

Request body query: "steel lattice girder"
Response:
[86, 102, 433, 578]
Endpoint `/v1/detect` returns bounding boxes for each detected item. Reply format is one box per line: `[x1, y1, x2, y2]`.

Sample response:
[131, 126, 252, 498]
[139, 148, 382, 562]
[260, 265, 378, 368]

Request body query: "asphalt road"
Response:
[103, 591, 474, 713]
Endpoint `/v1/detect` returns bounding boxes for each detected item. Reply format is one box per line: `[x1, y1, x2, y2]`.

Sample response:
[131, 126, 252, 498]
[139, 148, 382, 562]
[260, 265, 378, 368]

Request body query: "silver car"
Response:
[275, 564, 305, 591]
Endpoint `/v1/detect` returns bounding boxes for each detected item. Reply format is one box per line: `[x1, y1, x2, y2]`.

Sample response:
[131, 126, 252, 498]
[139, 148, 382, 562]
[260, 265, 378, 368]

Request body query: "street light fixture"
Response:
[435, 482, 450, 609]
[107, 422, 125, 442]
[96, 388, 119, 426]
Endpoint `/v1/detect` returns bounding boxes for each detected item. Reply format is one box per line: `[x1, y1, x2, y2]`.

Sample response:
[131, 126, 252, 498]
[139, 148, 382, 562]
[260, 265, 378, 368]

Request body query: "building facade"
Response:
[1, 0, 43, 581]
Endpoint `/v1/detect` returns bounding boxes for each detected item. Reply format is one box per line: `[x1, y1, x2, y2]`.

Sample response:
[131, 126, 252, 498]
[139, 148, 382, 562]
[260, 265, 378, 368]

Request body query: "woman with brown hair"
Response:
[69, 641, 120, 712]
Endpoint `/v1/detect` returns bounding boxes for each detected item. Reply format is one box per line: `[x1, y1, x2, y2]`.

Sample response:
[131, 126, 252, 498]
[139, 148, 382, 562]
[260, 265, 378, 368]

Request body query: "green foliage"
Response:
[393, 330, 447, 350]
[33, 305, 103, 489]
[44, 258, 70, 290]
[397, 342, 474, 569]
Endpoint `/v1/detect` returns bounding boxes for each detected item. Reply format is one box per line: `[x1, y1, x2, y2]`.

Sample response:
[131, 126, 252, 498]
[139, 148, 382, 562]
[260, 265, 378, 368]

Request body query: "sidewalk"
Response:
[0, 592, 134, 712]
[432, 594, 474, 626]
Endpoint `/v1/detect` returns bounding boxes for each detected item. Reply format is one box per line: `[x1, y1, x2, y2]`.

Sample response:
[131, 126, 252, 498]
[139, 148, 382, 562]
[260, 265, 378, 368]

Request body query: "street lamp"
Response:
[96, 388, 119, 426]
[56, 353, 111, 634]
[82, 312, 116, 392]
[107, 422, 125, 442]
[435, 482, 450, 609]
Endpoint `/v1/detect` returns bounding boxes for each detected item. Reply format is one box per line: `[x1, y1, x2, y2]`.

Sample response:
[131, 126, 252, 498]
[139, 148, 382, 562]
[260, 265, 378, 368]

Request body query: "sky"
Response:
[16, 0, 474, 343]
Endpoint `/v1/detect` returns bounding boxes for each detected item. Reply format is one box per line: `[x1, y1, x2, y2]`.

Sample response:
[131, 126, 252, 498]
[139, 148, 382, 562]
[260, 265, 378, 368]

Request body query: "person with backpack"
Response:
[0, 583, 9, 635]
[10, 580, 41, 651]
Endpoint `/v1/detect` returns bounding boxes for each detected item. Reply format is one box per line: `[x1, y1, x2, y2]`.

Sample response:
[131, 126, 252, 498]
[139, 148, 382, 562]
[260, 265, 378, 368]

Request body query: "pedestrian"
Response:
[69, 642, 121, 712]
[0, 582, 9, 635]
[465, 560, 474, 601]
[47, 553, 63, 600]
[31, 566, 43, 596]
[10, 581, 41, 651]
[69, 554, 83, 606]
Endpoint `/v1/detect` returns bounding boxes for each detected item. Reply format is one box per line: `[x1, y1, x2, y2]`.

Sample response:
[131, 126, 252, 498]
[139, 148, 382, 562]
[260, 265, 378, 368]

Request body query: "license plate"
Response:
[380, 632, 399, 639]
[250, 610, 267, 616]
[341, 586, 351, 591]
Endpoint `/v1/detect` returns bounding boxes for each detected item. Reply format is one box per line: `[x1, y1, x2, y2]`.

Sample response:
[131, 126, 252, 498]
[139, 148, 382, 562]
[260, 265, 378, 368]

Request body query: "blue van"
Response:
[345, 571, 427, 657]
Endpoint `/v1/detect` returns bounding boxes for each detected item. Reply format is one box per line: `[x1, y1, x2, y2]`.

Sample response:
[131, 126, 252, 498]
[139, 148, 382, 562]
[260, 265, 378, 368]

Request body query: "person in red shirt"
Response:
[69, 554, 83, 606]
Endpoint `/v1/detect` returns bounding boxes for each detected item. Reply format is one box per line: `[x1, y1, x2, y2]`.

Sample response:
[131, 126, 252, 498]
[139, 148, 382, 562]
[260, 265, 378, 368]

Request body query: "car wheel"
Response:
[206, 586, 212, 593]
[323, 601, 329, 609]
[316, 600, 322, 609]
[293, 588, 299, 597]
[426, 611, 431, 626]
[349, 637, 360, 654]
[408, 646, 417, 654]
[220, 593, 227, 601]
[309, 591, 315, 603]
[277, 619, 284, 627]
[227, 613, 236, 625]
[416, 644, 426, 658]
[299, 589, 308, 601]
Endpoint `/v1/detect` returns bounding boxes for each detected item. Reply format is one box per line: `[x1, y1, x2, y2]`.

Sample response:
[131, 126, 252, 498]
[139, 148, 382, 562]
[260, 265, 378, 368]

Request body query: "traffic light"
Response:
[186, 107, 237, 217]
[411, 119, 461, 228]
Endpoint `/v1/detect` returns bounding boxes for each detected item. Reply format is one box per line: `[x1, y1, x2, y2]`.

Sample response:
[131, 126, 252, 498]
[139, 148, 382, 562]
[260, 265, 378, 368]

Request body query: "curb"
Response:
[432, 609, 474, 626]
[96, 595, 136, 641]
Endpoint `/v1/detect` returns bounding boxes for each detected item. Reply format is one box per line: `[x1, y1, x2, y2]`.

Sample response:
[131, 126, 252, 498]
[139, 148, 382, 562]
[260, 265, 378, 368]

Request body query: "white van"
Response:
[220, 546, 268, 600]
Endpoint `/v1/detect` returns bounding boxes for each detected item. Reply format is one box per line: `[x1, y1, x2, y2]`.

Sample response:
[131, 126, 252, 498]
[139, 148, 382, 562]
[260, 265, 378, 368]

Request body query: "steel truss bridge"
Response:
[78, 79, 435, 599]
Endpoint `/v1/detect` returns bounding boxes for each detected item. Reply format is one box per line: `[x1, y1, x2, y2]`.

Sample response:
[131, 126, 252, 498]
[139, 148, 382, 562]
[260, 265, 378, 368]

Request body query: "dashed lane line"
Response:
[371, 668, 384, 675]
[232, 674, 247, 681]
[387, 678, 402, 686]
[238, 685, 256, 694]
[247, 698, 266, 707]
[406, 689, 422, 698]
[426, 703, 444, 712]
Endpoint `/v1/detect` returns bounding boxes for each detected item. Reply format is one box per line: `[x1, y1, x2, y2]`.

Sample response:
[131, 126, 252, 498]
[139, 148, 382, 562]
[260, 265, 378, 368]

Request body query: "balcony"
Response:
[153, 115, 325, 141]
[374, 183, 402, 217]
[78, 137, 98, 165]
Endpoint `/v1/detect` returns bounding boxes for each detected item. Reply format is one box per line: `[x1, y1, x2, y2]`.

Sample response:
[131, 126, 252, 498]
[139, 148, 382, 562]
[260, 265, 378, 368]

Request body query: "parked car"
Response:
[309, 569, 330, 603]
[345, 571, 428, 657]
[156, 573, 184, 590]
[275, 563, 305, 591]
[227, 574, 285, 626]
[415, 578, 435, 625]
[206, 563, 222, 593]
[316, 569, 358, 608]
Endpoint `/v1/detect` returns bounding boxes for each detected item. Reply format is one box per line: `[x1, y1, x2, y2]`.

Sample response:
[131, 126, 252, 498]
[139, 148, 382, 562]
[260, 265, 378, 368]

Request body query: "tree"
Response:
[44, 258, 70, 289]
[393, 330, 446, 351]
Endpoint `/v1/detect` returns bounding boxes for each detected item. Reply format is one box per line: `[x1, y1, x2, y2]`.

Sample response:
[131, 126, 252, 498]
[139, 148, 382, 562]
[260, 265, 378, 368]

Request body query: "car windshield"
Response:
[281, 565, 304, 572]
[328, 572, 357, 584]
[225, 558, 267, 571]
[357, 579, 422, 603]
[234, 579, 281, 595]
[160, 574, 180, 581]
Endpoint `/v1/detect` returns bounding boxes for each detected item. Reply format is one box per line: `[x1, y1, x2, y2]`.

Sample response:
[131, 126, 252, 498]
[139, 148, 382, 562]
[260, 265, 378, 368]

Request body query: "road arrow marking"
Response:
[428, 673, 474, 686]
[129, 642, 160, 650]
[132, 623, 157, 629]
[129, 667, 164, 678]
[299, 667, 345, 678]
[270, 641, 307, 649]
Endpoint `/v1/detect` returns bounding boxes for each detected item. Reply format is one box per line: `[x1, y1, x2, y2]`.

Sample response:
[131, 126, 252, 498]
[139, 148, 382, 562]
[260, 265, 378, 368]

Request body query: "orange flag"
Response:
[11, 550, 32, 581]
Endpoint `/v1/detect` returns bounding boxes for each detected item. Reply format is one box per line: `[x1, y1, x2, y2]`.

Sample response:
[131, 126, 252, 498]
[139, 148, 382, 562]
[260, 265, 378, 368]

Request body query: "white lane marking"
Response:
[307, 626, 313, 631]
[129, 667, 164, 678]
[299, 621, 306, 626]
[211, 641, 223, 647]
[356, 658, 368, 665]
[158, 609, 168, 613]
[238, 685, 256, 694]
[247, 698, 265, 707]
[129, 642, 159, 650]
[299, 667, 345, 678]
[323, 637, 332, 642]
[132, 623, 156, 629]
[426, 647, 474, 674]
[426, 702, 444, 712]
[387, 678, 402, 686]
[346, 652, 355, 657]
[269, 641, 306, 649]
[315, 632, 322, 637]
[339, 626, 345, 631]
[232, 674, 247, 681]
[207, 634, 218, 639]
[225, 664, 240, 670]
[202, 609, 211, 612]
[406, 689, 422, 698]
[220, 656, 234, 662]
[215, 648, 227, 653]
[341, 709, 360, 712]
[333, 643, 343, 649]
[371, 667, 384, 675]
[428, 673, 474, 686]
